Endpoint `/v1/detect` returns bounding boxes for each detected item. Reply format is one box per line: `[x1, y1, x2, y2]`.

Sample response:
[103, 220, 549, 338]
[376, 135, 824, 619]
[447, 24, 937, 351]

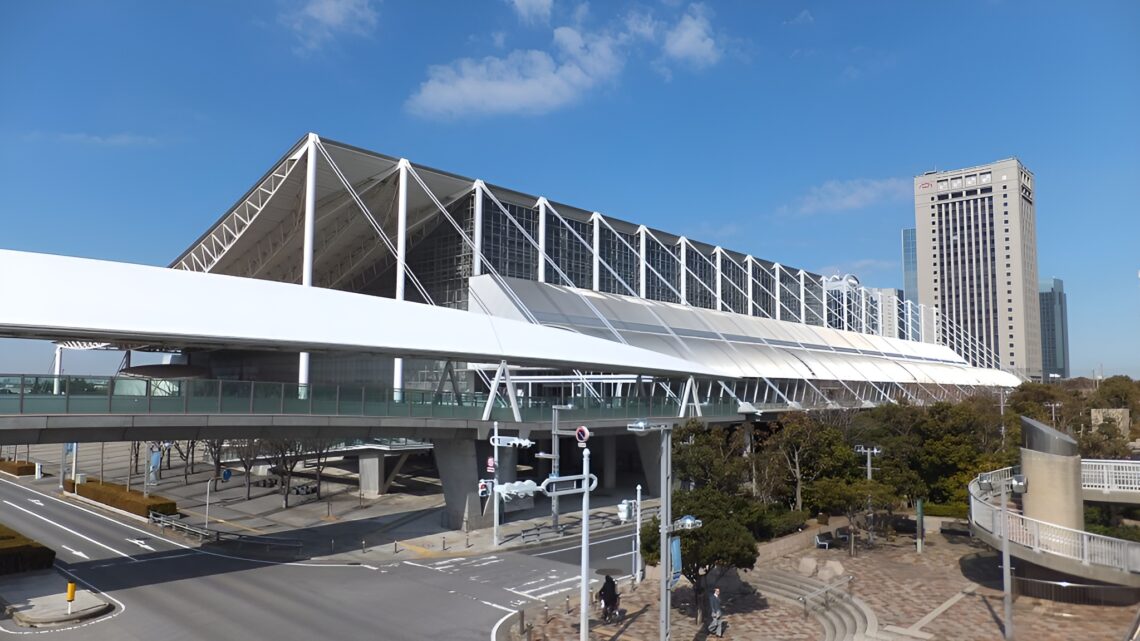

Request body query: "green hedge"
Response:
[923, 502, 969, 519]
[65, 478, 177, 517]
[0, 524, 55, 575]
[0, 459, 36, 476]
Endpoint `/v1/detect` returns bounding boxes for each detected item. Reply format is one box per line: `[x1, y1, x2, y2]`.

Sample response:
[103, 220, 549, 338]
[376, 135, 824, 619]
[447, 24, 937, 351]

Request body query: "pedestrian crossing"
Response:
[402, 553, 629, 610]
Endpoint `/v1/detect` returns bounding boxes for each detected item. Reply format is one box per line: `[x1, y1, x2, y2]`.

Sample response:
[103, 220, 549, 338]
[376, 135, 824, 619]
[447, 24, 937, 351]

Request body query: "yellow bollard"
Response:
[66, 581, 76, 615]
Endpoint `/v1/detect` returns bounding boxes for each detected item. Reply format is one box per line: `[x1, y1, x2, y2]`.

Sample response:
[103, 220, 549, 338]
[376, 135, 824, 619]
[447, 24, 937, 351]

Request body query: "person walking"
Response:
[707, 586, 725, 637]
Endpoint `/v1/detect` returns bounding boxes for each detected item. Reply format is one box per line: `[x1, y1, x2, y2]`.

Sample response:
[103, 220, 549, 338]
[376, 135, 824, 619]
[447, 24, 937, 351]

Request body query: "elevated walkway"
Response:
[0, 374, 751, 444]
[969, 466, 1140, 587]
[1082, 459, 1140, 504]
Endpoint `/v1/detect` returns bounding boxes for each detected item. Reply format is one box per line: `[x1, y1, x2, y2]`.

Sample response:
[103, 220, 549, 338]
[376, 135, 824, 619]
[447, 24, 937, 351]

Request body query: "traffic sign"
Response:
[221, 468, 232, 482]
[574, 426, 590, 448]
[486, 457, 495, 473]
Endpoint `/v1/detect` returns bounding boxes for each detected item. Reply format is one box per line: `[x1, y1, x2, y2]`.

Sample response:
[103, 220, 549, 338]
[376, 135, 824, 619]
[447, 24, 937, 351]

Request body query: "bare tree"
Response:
[173, 440, 197, 485]
[232, 439, 263, 500]
[265, 439, 303, 509]
[303, 438, 335, 500]
[203, 439, 226, 490]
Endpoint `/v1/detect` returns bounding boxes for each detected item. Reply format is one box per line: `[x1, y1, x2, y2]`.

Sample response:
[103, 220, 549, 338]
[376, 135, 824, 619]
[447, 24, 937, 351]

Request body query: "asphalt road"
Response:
[0, 478, 642, 640]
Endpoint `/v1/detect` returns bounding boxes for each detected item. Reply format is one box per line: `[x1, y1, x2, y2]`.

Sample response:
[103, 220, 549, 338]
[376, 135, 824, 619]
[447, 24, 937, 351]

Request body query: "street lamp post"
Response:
[628, 419, 680, 641]
[853, 445, 882, 480]
[980, 472, 1027, 641]
[579, 448, 591, 641]
[550, 404, 574, 532]
[635, 483, 642, 585]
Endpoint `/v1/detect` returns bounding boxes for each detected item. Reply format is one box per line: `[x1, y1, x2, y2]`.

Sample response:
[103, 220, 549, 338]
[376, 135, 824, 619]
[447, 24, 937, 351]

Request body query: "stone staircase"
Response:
[750, 569, 899, 641]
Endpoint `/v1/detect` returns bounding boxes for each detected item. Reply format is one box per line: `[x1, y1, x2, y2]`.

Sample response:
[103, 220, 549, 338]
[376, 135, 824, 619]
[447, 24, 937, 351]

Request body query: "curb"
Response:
[7, 600, 114, 628]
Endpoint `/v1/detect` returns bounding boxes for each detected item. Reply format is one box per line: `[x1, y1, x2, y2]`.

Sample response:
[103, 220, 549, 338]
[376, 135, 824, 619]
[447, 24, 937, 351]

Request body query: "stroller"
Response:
[600, 593, 622, 624]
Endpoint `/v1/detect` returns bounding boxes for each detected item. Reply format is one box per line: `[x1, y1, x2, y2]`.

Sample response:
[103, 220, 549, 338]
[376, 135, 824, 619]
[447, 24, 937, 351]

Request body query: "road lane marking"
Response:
[61, 545, 89, 560]
[26, 499, 43, 507]
[607, 550, 634, 559]
[481, 600, 514, 613]
[126, 538, 156, 552]
[2, 500, 134, 560]
[532, 533, 634, 556]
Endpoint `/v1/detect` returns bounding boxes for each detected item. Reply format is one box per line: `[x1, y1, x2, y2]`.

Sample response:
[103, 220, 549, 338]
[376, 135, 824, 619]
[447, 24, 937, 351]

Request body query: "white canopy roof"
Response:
[0, 250, 726, 379]
[468, 276, 1022, 389]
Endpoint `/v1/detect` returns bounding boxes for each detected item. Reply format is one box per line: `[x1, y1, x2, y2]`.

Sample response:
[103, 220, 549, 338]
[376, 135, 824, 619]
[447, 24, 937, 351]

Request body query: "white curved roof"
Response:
[0, 250, 726, 378]
[469, 276, 1022, 388]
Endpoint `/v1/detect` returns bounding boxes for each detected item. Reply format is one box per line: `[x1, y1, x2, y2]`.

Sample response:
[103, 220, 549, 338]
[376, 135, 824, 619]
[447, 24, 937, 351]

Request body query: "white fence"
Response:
[970, 467, 1140, 575]
[1082, 459, 1140, 495]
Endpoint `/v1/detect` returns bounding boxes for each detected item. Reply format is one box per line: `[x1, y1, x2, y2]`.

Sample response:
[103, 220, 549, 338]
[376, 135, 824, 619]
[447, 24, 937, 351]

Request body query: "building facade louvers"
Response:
[914, 159, 1042, 379]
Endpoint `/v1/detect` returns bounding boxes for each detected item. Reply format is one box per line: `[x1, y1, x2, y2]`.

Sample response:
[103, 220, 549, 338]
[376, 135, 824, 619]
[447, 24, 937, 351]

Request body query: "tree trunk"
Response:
[244, 467, 252, 500]
[793, 450, 803, 512]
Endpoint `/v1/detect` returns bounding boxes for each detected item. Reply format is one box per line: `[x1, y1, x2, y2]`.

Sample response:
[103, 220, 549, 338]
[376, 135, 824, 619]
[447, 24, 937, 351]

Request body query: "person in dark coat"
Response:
[707, 586, 725, 637]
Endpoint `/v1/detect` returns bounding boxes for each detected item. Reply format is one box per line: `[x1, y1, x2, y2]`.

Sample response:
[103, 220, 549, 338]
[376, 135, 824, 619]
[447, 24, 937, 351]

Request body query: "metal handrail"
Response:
[1082, 459, 1140, 495]
[150, 511, 303, 552]
[969, 468, 1140, 574]
[796, 575, 854, 617]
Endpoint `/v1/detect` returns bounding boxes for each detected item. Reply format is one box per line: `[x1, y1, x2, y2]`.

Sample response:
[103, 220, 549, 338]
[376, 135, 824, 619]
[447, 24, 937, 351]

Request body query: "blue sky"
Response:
[1, 0, 1137, 377]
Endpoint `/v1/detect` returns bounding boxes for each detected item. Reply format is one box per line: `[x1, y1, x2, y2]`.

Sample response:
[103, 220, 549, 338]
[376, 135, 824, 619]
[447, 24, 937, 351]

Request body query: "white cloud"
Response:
[492, 31, 507, 48]
[508, 0, 553, 24]
[786, 177, 911, 216]
[406, 26, 624, 118]
[25, 131, 160, 146]
[662, 4, 721, 68]
[283, 0, 378, 53]
[784, 9, 814, 26]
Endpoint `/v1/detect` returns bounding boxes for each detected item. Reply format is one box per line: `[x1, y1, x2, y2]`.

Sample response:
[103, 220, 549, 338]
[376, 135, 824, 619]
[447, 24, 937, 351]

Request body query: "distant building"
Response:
[1039, 278, 1070, 379]
[901, 228, 918, 304]
[914, 159, 1042, 379]
[871, 287, 905, 339]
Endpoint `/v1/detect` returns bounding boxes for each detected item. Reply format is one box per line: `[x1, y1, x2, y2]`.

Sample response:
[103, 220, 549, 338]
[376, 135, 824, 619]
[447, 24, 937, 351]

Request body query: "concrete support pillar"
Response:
[635, 434, 662, 498]
[432, 438, 489, 530]
[602, 435, 617, 490]
[497, 446, 518, 483]
[358, 451, 384, 498]
[1021, 447, 1084, 530]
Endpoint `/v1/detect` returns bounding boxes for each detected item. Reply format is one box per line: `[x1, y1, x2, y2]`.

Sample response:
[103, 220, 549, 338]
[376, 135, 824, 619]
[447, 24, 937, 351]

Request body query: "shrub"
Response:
[923, 502, 968, 519]
[0, 524, 55, 575]
[64, 478, 177, 517]
[0, 459, 36, 476]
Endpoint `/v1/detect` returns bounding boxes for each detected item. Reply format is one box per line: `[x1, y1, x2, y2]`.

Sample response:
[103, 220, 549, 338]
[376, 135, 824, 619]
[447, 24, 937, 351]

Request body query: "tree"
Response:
[672, 419, 749, 494]
[1078, 417, 1131, 460]
[641, 486, 759, 624]
[172, 440, 197, 485]
[303, 438, 335, 499]
[203, 439, 226, 491]
[769, 413, 852, 511]
[265, 439, 303, 509]
[810, 477, 899, 556]
[232, 438, 263, 500]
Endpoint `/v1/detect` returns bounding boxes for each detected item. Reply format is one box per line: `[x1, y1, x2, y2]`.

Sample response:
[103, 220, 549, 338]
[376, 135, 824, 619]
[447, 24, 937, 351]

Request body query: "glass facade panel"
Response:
[483, 197, 538, 281]
[685, 244, 717, 310]
[750, 261, 776, 318]
[545, 215, 592, 288]
[779, 268, 802, 322]
[720, 254, 747, 314]
[598, 225, 639, 295]
[645, 239, 680, 304]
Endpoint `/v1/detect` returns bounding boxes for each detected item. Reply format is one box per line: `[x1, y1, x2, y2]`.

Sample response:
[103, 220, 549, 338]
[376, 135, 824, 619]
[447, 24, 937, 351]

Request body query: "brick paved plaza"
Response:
[524, 532, 1138, 641]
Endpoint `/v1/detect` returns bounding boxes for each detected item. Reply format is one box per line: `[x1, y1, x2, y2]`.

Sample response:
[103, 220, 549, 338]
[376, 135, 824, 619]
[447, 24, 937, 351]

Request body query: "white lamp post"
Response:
[550, 404, 574, 531]
[979, 472, 1027, 641]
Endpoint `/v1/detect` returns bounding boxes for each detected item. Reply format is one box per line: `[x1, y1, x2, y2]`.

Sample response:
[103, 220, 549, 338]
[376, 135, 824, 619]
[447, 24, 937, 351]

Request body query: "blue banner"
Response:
[670, 536, 682, 588]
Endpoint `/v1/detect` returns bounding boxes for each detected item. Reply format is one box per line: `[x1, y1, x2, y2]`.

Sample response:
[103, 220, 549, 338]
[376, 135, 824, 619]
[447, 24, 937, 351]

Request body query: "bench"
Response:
[940, 519, 971, 537]
[814, 532, 837, 549]
[291, 483, 318, 495]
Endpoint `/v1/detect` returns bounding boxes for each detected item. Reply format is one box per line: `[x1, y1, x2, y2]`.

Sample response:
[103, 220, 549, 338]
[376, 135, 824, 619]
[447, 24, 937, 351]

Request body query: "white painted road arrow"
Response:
[62, 545, 89, 560]
[27, 499, 43, 506]
[127, 538, 156, 552]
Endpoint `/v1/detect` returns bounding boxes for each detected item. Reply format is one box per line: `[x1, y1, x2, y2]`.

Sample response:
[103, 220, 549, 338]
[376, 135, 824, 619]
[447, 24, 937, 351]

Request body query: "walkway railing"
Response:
[796, 575, 854, 617]
[969, 467, 1140, 575]
[0, 374, 753, 423]
[1083, 460, 1140, 495]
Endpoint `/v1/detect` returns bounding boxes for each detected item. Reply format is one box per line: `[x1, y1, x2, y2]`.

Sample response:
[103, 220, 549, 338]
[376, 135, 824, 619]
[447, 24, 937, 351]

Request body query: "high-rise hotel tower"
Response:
[914, 159, 1042, 379]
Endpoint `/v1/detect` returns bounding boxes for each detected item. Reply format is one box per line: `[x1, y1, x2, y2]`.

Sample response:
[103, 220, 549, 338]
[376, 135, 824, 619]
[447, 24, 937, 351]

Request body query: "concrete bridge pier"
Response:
[432, 438, 490, 531]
